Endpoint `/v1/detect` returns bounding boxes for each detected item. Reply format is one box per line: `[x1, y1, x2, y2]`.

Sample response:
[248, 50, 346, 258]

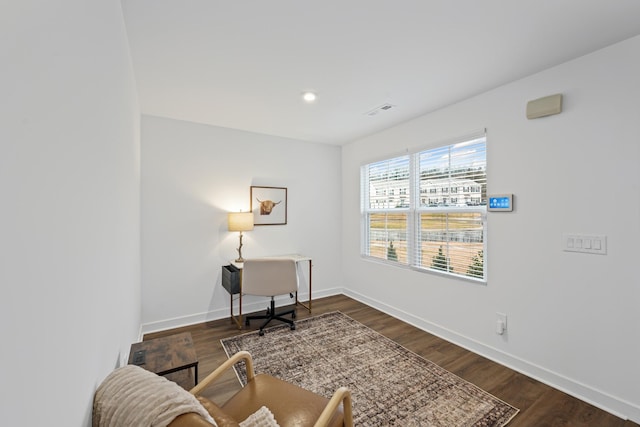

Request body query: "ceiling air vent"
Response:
[365, 103, 396, 116]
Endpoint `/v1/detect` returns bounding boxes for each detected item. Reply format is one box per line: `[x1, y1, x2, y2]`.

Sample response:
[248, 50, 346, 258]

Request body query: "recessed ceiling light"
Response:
[302, 91, 317, 103]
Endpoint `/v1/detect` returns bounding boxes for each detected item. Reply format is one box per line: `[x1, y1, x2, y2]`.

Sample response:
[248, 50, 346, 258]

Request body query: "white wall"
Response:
[0, 2, 141, 426]
[342, 36, 640, 422]
[140, 116, 342, 332]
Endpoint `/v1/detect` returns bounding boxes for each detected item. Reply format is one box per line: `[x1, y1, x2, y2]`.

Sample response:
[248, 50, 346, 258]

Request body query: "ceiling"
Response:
[121, 1, 640, 145]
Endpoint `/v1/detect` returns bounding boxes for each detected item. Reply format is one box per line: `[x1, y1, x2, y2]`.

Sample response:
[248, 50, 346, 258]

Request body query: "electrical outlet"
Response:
[496, 312, 507, 335]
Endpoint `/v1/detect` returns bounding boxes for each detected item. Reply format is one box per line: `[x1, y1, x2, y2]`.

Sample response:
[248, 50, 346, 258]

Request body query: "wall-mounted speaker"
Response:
[526, 93, 563, 119]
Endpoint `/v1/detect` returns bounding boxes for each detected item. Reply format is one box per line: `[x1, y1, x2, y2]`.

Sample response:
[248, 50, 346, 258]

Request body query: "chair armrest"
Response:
[189, 351, 255, 396]
[314, 386, 354, 427]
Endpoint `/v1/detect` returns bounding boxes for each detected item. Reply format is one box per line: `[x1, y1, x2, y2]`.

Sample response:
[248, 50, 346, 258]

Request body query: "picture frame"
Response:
[250, 186, 287, 226]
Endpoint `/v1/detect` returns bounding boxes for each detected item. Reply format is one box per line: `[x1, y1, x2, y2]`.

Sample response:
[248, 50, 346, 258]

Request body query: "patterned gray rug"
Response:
[221, 311, 518, 426]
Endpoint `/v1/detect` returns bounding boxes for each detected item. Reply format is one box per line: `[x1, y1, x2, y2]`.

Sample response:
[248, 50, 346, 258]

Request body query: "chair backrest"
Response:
[242, 258, 299, 297]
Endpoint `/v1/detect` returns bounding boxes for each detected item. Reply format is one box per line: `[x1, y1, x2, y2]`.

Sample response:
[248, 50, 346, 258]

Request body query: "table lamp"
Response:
[228, 211, 254, 262]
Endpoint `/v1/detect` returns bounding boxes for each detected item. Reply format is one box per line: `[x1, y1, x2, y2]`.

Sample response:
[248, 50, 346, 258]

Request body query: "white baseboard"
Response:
[343, 289, 640, 424]
[141, 307, 230, 335]
[140, 287, 342, 335]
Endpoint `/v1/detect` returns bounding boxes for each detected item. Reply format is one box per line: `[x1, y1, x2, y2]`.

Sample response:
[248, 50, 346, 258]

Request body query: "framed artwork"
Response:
[250, 186, 287, 225]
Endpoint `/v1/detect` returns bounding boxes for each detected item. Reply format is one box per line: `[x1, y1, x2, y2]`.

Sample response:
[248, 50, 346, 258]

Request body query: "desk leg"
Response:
[295, 260, 312, 313]
[230, 291, 243, 330]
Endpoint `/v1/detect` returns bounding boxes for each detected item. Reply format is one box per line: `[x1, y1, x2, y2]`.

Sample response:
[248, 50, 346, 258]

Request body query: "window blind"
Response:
[361, 156, 410, 264]
[413, 135, 486, 279]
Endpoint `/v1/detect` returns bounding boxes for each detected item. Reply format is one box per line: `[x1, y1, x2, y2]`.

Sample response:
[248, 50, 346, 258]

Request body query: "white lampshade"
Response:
[228, 212, 254, 232]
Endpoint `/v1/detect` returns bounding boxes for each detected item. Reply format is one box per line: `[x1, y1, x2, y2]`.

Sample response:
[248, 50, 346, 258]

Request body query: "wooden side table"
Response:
[128, 332, 199, 386]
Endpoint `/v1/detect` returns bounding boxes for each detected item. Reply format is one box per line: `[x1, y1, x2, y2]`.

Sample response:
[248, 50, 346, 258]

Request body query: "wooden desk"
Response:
[128, 332, 199, 386]
[223, 254, 312, 329]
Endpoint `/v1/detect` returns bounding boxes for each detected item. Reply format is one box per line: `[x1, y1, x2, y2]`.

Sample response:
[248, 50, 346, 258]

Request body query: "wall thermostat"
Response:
[488, 194, 513, 212]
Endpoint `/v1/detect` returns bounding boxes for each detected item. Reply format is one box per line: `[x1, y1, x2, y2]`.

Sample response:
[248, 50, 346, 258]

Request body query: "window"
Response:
[361, 133, 487, 282]
[361, 155, 410, 263]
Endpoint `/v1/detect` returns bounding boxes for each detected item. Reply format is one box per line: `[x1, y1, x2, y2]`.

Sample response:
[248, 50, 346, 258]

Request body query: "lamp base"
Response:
[235, 233, 245, 263]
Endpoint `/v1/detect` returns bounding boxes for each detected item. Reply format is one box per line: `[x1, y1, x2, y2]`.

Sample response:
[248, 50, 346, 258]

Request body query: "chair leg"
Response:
[245, 297, 296, 336]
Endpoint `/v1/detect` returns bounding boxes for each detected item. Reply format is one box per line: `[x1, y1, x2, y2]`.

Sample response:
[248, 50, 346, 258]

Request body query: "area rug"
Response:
[221, 311, 518, 426]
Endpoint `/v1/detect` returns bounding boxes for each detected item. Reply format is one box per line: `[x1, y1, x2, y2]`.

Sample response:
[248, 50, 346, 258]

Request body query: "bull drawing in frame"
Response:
[250, 186, 287, 225]
[256, 198, 281, 215]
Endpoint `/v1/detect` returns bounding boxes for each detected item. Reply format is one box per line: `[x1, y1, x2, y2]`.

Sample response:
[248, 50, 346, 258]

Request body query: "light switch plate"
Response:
[562, 233, 607, 255]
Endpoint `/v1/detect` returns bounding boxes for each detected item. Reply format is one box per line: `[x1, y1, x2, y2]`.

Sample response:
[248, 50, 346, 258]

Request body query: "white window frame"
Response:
[361, 131, 487, 283]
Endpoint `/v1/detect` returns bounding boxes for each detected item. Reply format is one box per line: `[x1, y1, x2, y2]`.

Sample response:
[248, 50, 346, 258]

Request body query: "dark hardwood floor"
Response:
[145, 294, 638, 427]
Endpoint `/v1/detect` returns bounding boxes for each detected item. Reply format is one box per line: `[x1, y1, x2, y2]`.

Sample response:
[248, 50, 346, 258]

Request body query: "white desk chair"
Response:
[242, 258, 299, 336]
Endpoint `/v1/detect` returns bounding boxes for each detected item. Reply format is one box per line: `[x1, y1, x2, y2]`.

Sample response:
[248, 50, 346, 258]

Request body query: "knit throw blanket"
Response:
[93, 364, 216, 427]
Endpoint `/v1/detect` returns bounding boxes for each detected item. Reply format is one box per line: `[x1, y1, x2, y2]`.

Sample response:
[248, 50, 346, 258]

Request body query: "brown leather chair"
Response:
[177, 350, 353, 427]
